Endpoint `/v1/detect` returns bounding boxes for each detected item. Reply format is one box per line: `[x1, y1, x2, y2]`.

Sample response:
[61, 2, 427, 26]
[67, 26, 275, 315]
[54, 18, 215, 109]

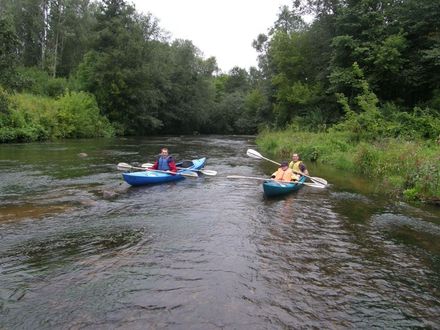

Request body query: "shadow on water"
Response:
[0, 136, 439, 328]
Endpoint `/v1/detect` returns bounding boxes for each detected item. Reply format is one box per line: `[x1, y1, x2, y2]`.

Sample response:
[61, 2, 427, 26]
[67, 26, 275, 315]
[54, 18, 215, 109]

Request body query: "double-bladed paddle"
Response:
[141, 163, 217, 176]
[227, 175, 326, 188]
[246, 149, 328, 186]
[116, 162, 198, 178]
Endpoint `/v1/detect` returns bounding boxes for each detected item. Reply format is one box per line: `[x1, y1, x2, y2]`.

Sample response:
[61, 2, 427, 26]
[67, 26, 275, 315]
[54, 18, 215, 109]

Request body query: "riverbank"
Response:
[256, 130, 440, 205]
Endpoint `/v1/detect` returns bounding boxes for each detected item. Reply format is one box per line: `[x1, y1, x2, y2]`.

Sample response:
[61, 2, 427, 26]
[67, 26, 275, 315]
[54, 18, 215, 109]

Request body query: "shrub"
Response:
[352, 142, 380, 175]
[56, 92, 114, 138]
[17, 67, 67, 97]
[1, 92, 114, 142]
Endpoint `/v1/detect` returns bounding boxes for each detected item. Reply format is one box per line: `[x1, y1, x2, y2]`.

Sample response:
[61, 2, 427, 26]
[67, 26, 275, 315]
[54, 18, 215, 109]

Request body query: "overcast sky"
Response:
[130, 0, 292, 72]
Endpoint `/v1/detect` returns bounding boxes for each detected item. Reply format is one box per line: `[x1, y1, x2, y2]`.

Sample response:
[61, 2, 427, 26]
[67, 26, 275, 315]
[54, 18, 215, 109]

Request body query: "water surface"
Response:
[1, 136, 439, 329]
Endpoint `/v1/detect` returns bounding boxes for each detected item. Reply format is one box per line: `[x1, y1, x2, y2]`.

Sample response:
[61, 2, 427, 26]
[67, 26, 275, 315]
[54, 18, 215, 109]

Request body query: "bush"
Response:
[352, 142, 380, 174]
[0, 92, 114, 142]
[56, 92, 114, 138]
[0, 86, 9, 114]
[17, 67, 67, 97]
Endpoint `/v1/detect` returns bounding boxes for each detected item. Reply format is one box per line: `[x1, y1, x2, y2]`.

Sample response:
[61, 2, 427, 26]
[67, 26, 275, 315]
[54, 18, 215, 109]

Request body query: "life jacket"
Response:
[272, 168, 295, 182]
[157, 156, 172, 170]
[289, 161, 302, 180]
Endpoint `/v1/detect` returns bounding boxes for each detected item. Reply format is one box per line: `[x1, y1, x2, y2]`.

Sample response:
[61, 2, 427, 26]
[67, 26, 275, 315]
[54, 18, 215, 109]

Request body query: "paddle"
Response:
[246, 149, 328, 186]
[227, 175, 326, 188]
[141, 163, 217, 176]
[116, 162, 198, 178]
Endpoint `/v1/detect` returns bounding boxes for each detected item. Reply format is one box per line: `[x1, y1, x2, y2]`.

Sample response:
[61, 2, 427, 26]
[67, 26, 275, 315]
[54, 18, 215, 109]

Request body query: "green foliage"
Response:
[205, 68, 259, 134]
[352, 142, 380, 175]
[2, 0, 440, 140]
[159, 40, 216, 134]
[292, 108, 331, 133]
[56, 92, 114, 138]
[0, 92, 48, 142]
[244, 88, 268, 133]
[0, 86, 10, 114]
[373, 33, 407, 74]
[403, 188, 419, 201]
[330, 35, 358, 68]
[330, 64, 384, 141]
[17, 67, 67, 97]
[0, 15, 19, 89]
[387, 107, 440, 140]
[0, 92, 114, 142]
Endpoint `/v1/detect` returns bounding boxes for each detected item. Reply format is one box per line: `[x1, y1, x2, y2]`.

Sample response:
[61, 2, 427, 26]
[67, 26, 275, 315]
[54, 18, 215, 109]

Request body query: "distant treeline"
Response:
[0, 0, 439, 142]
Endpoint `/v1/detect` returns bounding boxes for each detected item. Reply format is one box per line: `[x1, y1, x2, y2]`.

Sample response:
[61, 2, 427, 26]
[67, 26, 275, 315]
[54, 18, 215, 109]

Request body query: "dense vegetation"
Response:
[0, 0, 439, 201]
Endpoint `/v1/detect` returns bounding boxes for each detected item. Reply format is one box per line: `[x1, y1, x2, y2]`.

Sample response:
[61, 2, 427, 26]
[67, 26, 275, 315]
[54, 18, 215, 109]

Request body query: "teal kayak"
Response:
[262, 176, 307, 197]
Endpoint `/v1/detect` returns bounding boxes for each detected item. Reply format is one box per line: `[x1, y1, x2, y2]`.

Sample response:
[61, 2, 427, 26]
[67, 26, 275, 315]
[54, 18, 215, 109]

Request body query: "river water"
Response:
[0, 136, 439, 329]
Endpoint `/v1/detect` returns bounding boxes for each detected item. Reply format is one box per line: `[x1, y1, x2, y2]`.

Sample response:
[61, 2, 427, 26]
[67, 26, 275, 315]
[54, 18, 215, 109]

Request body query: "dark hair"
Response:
[280, 161, 288, 167]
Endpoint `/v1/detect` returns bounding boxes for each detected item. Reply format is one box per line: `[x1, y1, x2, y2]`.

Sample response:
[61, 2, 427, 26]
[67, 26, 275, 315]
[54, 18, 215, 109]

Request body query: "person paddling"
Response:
[289, 153, 309, 180]
[149, 147, 177, 172]
[271, 161, 296, 182]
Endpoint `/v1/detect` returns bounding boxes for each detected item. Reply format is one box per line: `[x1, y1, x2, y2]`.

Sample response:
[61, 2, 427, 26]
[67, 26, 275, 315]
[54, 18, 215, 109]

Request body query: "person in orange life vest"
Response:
[270, 161, 296, 182]
[150, 147, 177, 172]
[289, 153, 309, 180]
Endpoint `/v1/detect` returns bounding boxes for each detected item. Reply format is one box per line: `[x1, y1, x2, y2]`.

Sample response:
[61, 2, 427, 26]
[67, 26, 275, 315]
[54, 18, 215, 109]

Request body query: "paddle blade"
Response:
[246, 149, 281, 166]
[309, 177, 328, 186]
[246, 149, 263, 159]
[141, 163, 154, 168]
[117, 162, 132, 171]
[200, 169, 217, 176]
[178, 170, 199, 177]
[302, 182, 326, 189]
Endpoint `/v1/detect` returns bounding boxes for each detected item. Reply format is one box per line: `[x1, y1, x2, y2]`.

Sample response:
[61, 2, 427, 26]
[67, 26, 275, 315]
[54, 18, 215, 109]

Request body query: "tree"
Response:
[0, 15, 20, 89]
[160, 39, 216, 134]
[75, 0, 165, 134]
[44, 0, 99, 77]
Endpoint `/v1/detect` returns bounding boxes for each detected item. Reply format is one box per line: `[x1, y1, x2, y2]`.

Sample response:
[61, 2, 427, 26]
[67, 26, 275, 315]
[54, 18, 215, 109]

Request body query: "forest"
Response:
[0, 0, 439, 201]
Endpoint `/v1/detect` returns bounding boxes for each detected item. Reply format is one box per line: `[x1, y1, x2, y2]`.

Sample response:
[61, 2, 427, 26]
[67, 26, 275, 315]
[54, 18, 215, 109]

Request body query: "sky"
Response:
[131, 0, 292, 73]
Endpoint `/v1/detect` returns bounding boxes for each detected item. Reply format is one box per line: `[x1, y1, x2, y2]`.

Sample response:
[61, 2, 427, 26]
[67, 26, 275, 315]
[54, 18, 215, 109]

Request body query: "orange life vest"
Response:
[271, 168, 295, 182]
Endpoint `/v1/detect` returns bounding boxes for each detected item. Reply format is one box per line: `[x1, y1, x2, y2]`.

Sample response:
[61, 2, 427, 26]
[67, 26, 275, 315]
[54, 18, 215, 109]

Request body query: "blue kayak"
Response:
[122, 157, 206, 186]
[263, 176, 307, 197]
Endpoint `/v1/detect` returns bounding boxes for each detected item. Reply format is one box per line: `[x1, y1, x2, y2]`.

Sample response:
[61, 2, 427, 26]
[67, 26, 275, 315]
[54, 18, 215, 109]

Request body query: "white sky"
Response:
[131, 0, 292, 73]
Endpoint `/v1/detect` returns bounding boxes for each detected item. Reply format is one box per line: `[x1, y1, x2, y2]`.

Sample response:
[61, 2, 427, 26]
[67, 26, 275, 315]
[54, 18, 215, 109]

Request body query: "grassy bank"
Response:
[257, 129, 440, 204]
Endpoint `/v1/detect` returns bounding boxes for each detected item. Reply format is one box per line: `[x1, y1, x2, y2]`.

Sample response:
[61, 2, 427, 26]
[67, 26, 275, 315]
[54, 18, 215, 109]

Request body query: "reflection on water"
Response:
[0, 136, 439, 328]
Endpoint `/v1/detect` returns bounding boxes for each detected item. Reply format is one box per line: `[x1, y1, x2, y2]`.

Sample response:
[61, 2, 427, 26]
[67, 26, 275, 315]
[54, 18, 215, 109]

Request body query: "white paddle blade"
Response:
[178, 171, 199, 177]
[200, 169, 217, 176]
[246, 149, 281, 166]
[141, 163, 153, 168]
[246, 149, 263, 159]
[117, 162, 132, 171]
[310, 177, 328, 185]
[301, 182, 326, 189]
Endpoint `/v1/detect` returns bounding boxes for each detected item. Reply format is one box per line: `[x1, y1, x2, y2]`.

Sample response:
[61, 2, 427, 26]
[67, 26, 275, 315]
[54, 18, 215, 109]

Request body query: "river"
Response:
[1, 136, 439, 329]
